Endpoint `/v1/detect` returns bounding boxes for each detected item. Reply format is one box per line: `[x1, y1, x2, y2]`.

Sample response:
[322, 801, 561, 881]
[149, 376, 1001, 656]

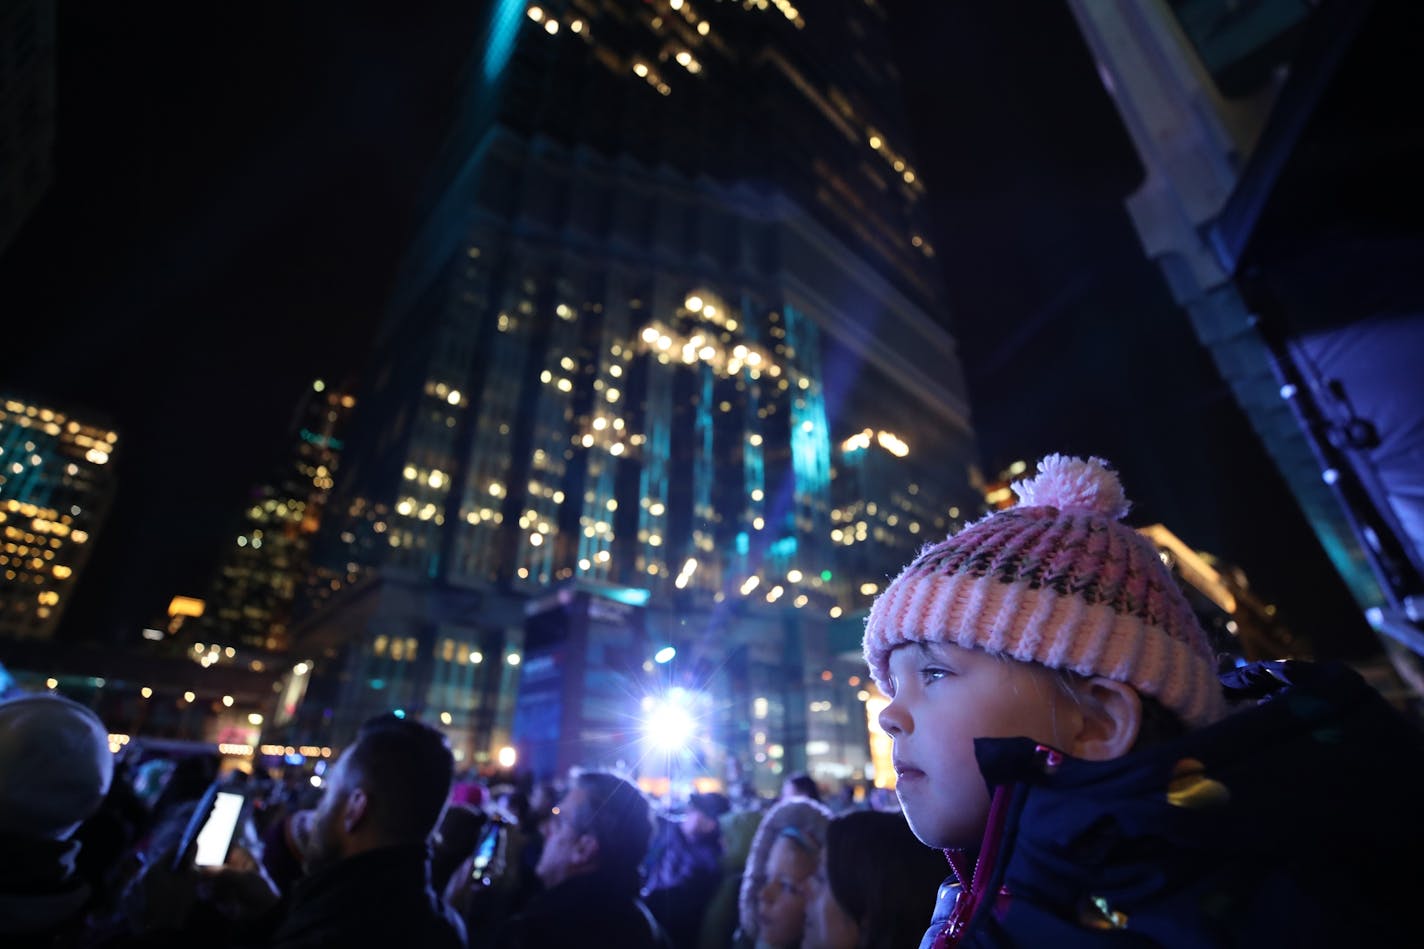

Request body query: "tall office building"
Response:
[189, 380, 355, 655]
[292, 0, 979, 788]
[0, 396, 117, 639]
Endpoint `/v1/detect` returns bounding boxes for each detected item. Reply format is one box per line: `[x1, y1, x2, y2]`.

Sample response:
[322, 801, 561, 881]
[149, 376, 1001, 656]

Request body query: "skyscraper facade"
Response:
[190, 379, 355, 655]
[0, 396, 117, 639]
[292, 0, 979, 789]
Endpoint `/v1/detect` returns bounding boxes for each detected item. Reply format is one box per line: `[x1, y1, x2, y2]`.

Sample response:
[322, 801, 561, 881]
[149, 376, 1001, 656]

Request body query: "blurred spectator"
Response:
[492, 770, 670, 949]
[802, 810, 946, 949]
[695, 800, 765, 949]
[119, 713, 465, 949]
[780, 773, 821, 803]
[736, 797, 833, 949]
[257, 808, 313, 898]
[865, 788, 899, 812]
[74, 753, 151, 912]
[443, 811, 537, 949]
[148, 755, 219, 820]
[109, 797, 261, 944]
[431, 802, 487, 895]
[500, 782, 557, 905]
[643, 792, 730, 949]
[266, 713, 463, 947]
[0, 690, 115, 947]
[130, 760, 176, 812]
[449, 778, 488, 811]
[728, 779, 762, 813]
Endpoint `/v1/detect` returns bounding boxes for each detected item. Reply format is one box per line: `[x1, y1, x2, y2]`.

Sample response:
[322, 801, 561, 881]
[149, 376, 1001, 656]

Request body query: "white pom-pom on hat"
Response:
[1010, 454, 1130, 520]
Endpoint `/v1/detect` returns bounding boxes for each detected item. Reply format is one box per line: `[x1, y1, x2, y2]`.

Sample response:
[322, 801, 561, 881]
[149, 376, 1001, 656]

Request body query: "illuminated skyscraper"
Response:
[293, 0, 979, 786]
[0, 396, 116, 639]
[191, 380, 355, 654]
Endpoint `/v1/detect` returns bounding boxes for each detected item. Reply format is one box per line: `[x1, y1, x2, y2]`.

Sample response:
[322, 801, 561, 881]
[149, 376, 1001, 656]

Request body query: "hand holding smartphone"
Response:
[470, 820, 506, 886]
[195, 789, 247, 867]
[173, 781, 249, 871]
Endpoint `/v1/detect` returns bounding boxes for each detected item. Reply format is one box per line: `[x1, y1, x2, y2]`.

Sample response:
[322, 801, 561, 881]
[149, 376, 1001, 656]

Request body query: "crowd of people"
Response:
[4, 454, 1424, 948]
[0, 682, 932, 949]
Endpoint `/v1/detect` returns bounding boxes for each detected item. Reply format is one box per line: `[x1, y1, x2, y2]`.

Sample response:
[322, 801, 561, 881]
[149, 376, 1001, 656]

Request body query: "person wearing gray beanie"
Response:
[0, 689, 116, 943]
[0, 691, 115, 840]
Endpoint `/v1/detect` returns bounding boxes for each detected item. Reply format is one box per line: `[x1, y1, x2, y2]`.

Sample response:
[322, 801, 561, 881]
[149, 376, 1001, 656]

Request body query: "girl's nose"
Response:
[878, 696, 909, 736]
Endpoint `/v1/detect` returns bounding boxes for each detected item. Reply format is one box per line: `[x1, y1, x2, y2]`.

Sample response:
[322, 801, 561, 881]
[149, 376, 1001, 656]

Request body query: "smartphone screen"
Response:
[193, 791, 245, 868]
[471, 824, 501, 877]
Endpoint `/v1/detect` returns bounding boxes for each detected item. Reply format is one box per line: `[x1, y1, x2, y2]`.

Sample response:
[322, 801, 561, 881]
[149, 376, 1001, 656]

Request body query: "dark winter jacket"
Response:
[267, 843, 466, 949]
[919, 660, 1424, 947]
[0, 834, 92, 948]
[494, 869, 671, 949]
[642, 817, 722, 949]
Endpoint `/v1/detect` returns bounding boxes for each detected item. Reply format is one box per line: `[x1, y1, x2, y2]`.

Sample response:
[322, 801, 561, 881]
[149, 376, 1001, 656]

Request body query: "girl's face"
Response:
[878, 641, 1081, 850]
[802, 856, 859, 949]
[758, 835, 817, 948]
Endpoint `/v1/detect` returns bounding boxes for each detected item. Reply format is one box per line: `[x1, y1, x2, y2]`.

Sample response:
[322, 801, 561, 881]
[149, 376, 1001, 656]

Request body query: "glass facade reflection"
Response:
[191, 381, 356, 655]
[290, 0, 979, 789]
[0, 396, 116, 639]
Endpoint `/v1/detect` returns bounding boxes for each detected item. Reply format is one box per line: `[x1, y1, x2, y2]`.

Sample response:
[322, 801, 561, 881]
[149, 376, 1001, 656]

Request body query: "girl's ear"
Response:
[1067, 677, 1142, 760]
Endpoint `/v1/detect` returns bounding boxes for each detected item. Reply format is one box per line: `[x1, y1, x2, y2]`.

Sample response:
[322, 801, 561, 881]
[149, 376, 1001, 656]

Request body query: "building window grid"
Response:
[516, 300, 580, 586]
[460, 290, 535, 581]
[575, 296, 634, 579]
[0, 402, 113, 638]
[637, 333, 673, 583]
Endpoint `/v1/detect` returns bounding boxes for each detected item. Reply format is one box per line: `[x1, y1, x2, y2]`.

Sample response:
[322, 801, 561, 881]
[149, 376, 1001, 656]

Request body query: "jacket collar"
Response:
[0, 834, 89, 936]
[293, 842, 434, 908]
[934, 660, 1424, 946]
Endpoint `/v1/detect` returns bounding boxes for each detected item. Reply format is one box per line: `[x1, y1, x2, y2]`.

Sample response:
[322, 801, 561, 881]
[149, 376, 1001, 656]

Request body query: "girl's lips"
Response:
[895, 767, 926, 783]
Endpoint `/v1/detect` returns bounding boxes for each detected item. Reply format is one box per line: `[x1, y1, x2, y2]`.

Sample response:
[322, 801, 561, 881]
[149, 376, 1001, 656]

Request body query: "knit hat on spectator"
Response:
[738, 797, 834, 942]
[862, 454, 1226, 728]
[0, 691, 115, 840]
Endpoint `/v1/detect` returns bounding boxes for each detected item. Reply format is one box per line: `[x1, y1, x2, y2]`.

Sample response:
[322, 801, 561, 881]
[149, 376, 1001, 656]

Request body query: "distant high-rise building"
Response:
[191, 380, 355, 654]
[0, 396, 117, 639]
[291, 1, 979, 788]
[0, 0, 56, 256]
[832, 427, 972, 603]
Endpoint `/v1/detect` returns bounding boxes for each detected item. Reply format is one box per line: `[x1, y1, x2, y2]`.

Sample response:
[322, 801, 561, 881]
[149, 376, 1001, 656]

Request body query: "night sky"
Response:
[0, 1, 1372, 658]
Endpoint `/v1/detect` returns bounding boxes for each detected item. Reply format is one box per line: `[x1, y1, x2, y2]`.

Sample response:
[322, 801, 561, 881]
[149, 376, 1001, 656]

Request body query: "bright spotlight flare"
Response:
[642, 688, 697, 752]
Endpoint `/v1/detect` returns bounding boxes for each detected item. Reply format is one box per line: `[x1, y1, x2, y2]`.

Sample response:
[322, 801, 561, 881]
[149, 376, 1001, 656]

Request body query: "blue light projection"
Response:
[483, 0, 525, 82]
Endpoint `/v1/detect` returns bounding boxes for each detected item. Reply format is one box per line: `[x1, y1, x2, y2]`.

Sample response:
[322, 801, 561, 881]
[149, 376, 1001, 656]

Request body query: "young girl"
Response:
[862, 454, 1424, 947]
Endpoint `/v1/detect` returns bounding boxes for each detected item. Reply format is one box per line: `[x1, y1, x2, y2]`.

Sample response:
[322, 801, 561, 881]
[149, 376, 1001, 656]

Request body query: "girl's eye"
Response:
[921, 666, 949, 683]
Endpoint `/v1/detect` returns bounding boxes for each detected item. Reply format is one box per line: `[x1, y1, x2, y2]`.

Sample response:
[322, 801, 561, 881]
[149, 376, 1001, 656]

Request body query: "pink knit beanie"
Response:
[862, 455, 1227, 727]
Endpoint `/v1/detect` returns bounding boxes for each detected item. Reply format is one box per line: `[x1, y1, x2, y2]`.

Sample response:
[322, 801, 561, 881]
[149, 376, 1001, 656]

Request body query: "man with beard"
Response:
[267, 713, 465, 949]
[116, 714, 465, 948]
